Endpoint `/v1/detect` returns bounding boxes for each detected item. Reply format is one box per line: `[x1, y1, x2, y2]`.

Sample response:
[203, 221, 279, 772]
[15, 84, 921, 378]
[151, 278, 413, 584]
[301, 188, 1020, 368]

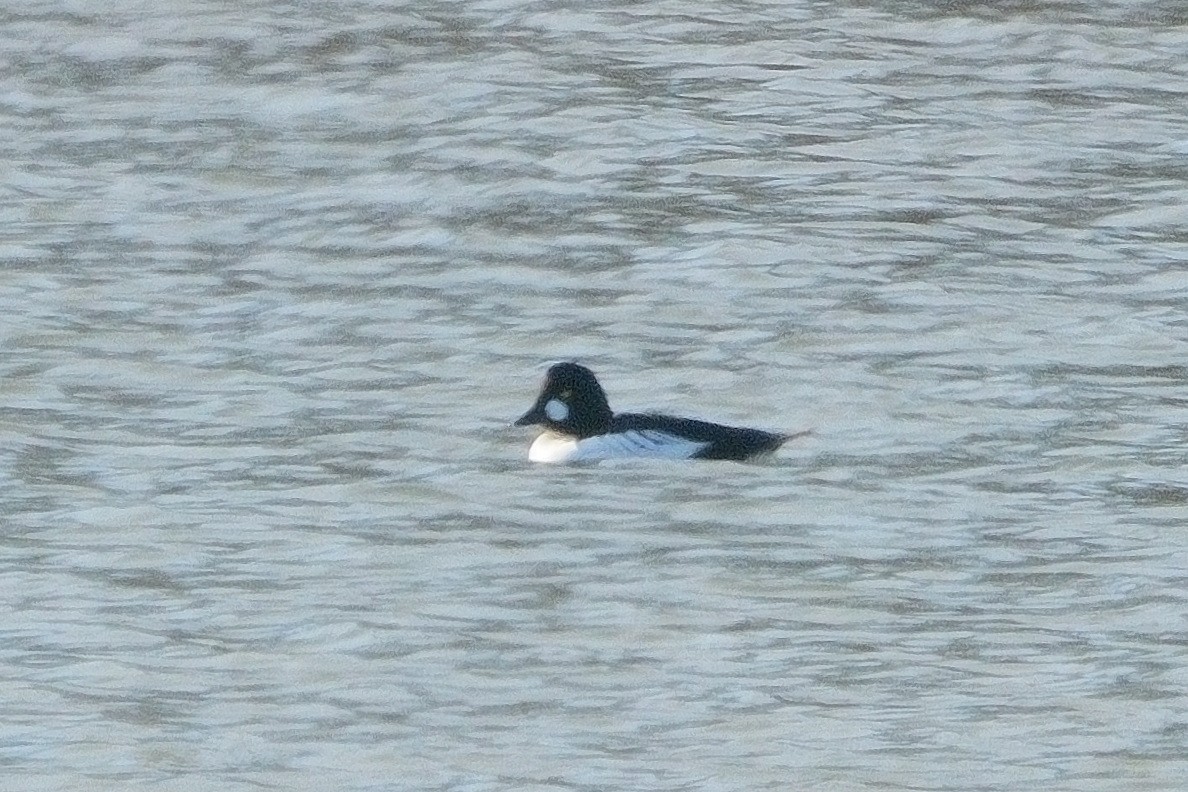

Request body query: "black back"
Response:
[612, 413, 789, 461]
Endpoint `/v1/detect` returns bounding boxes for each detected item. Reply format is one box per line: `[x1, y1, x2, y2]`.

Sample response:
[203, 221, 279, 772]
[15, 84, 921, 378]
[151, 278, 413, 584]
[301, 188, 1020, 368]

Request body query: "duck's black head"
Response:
[514, 362, 613, 438]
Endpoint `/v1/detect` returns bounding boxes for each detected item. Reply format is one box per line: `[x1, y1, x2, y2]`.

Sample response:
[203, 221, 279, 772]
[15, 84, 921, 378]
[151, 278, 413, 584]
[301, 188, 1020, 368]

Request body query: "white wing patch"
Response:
[569, 430, 709, 461]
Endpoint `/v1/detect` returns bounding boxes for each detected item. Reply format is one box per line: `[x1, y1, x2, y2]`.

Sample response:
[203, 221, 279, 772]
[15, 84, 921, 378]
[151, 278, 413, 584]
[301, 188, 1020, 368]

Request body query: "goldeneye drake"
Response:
[514, 362, 802, 463]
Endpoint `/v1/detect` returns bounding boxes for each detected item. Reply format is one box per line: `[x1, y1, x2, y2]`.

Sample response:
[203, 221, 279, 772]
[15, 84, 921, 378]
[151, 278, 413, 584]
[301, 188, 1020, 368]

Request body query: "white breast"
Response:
[528, 432, 581, 463]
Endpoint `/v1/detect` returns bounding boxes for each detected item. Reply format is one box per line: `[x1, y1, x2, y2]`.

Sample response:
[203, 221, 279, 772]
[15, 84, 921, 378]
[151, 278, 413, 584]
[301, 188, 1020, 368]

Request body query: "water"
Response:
[2, 1, 1187, 789]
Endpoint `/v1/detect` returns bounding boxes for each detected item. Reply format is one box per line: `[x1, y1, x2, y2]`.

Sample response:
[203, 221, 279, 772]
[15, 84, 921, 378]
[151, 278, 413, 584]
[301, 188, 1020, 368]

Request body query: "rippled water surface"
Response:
[3, 1, 1187, 790]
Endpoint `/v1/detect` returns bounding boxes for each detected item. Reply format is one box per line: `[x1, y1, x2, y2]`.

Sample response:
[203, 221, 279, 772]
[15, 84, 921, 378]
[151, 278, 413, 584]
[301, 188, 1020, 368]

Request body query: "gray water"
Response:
[3, 1, 1187, 790]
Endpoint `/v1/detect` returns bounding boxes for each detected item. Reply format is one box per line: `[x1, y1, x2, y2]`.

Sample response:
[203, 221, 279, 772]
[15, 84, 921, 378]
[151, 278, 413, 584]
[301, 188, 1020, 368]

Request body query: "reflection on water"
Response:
[2, 0, 1186, 789]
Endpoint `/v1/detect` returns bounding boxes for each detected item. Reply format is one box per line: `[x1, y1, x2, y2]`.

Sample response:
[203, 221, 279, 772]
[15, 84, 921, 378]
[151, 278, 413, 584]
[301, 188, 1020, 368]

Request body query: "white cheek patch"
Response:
[544, 398, 569, 422]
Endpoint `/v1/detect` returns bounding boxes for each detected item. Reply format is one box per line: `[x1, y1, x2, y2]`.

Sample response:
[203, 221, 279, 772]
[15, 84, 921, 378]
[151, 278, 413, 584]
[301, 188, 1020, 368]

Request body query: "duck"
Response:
[514, 362, 803, 463]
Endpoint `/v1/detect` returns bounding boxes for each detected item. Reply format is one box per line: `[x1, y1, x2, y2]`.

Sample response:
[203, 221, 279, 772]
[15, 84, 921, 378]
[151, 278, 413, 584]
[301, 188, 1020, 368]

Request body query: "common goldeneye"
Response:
[514, 362, 802, 463]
